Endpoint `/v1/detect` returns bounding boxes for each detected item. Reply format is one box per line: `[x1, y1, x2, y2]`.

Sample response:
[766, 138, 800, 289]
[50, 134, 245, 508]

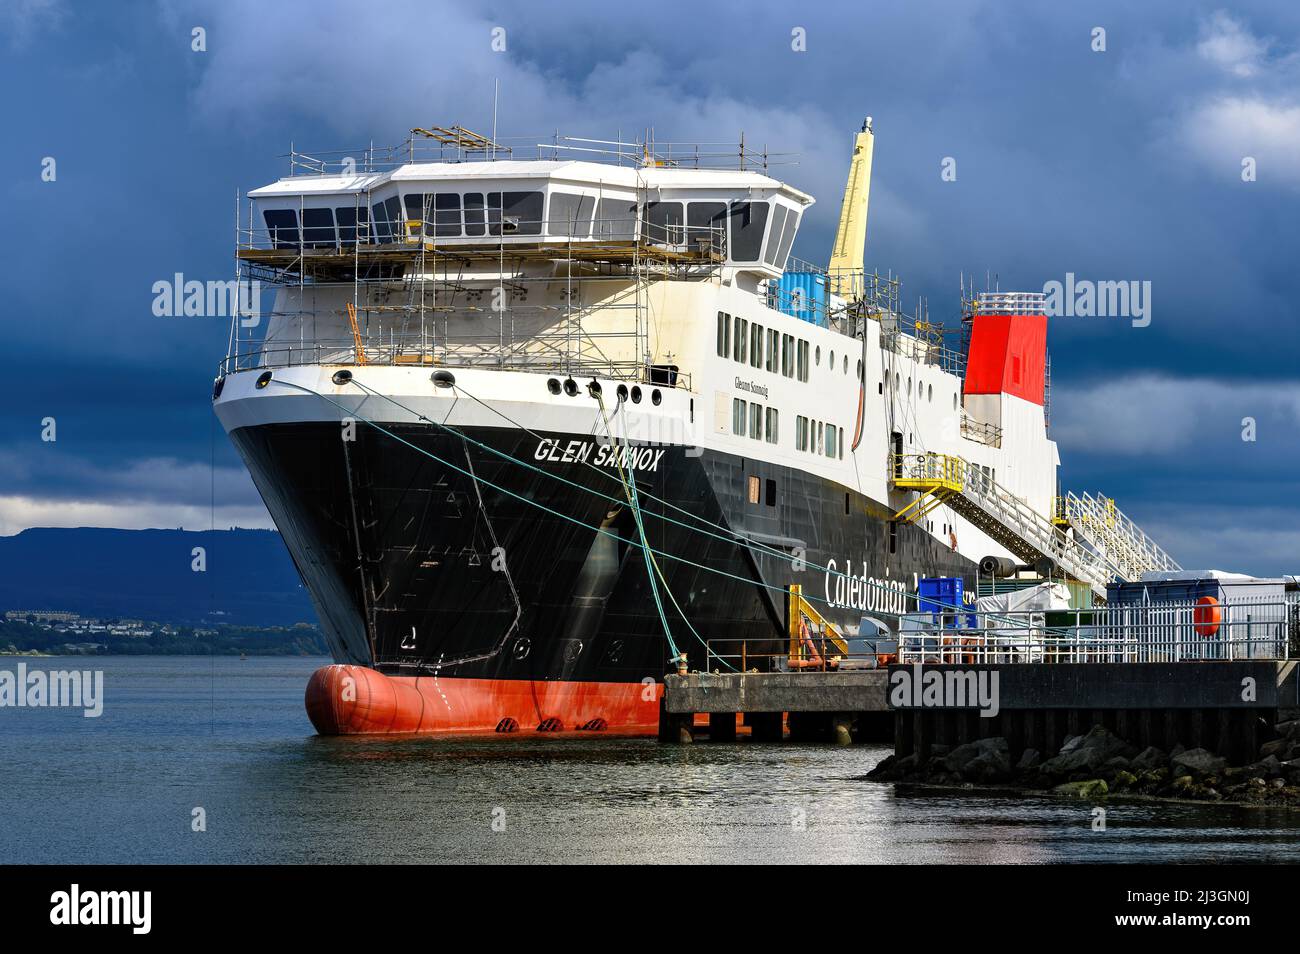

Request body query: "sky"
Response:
[1, 0, 1297, 574]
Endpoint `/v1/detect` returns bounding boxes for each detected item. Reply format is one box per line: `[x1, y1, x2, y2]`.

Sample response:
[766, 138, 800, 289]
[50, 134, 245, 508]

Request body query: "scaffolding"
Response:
[224, 169, 729, 385]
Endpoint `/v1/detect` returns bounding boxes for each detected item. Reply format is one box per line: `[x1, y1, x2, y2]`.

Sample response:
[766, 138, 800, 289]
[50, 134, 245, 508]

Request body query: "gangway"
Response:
[891, 452, 1132, 599]
[1052, 491, 1180, 582]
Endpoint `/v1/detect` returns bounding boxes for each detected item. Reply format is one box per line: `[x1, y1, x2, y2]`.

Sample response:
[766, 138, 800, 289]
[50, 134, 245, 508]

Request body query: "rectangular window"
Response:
[888, 520, 898, 555]
[434, 193, 462, 237]
[727, 200, 770, 262]
[797, 340, 809, 382]
[301, 208, 335, 248]
[548, 192, 594, 238]
[335, 205, 369, 244]
[717, 312, 730, 358]
[686, 201, 727, 253]
[749, 402, 762, 439]
[816, 421, 824, 455]
[595, 197, 638, 240]
[464, 193, 486, 236]
[796, 415, 808, 451]
[763, 205, 789, 266]
[263, 209, 298, 249]
[747, 475, 761, 505]
[839, 427, 845, 459]
[781, 334, 794, 377]
[826, 424, 837, 458]
[403, 193, 427, 239]
[774, 211, 799, 269]
[765, 478, 776, 507]
[734, 317, 747, 363]
[732, 398, 747, 436]
[750, 324, 762, 367]
[642, 201, 684, 245]
[765, 407, 778, 444]
[766, 329, 779, 373]
[488, 191, 544, 236]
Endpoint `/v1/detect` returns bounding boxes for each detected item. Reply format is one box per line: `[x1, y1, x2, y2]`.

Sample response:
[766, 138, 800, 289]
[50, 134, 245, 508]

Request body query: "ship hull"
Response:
[229, 418, 976, 735]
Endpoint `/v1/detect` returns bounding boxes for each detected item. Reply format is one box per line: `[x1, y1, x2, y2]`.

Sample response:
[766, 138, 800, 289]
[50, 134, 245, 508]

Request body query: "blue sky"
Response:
[1, 0, 1297, 573]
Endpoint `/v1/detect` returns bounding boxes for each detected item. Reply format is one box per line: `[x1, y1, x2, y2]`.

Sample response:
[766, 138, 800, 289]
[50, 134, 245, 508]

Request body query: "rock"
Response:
[928, 743, 951, 760]
[1041, 726, 1131, 778]
[1260, 737, 1291, 759]
[1053, 779, 1108, 799]
[946, 738, 1011, 782]
[1059, 734, 1085, 755]
[1171, 748, 1227, 778]
[1016, 748, 1042, 771]
[1131, 746, 1168, 772]
[1170, 743, 1186, 759]
[1111, 770, 1138, 790]
[1275, 719, 1300, 740]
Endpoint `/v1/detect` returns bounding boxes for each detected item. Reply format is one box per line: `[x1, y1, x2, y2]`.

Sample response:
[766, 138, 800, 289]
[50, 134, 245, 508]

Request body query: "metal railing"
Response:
[218, 337, 689, 387]
[960, 415, 1003, 448]
[897, 596, 1299, 664]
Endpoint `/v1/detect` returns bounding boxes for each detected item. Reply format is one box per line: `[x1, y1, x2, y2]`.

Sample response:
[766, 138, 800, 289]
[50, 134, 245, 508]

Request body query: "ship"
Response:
[213, 121, 1179, 735]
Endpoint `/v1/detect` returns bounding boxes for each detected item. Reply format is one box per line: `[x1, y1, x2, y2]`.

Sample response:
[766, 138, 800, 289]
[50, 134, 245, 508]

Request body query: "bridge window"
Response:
[488, 191, 543, 236]
[642, 201, 684, 245]
[301, 208, 335, 248]
[434, 193, 462, 237]
[728, 200, 770, 262]
[371, 196, 401, 243]
[686, 201, 727, 252]
[334, 205, 369, 244]
[549, 192, 594, 238]
[774, 210, 799, 269]
[263, 209, 298, 249]
[595, 197, 638, 240]
[464, 193, 486, 235]
[763, 205, 788, 266]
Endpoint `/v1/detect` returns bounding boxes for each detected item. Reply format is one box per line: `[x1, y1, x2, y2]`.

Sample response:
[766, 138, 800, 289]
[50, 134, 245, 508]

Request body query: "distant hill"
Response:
[0, 528, 318, 627]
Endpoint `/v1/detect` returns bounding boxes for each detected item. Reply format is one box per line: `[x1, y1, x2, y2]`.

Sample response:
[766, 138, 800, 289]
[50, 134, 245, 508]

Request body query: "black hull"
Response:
[229, 422, 976, 683]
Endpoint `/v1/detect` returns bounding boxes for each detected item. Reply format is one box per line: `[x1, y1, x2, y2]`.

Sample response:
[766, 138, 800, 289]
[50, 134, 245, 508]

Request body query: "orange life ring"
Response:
[1194, 595, 1221, 637]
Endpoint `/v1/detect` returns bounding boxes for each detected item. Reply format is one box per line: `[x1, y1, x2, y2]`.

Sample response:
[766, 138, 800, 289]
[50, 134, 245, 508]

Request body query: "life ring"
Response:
[1193, 595, 1221, 637]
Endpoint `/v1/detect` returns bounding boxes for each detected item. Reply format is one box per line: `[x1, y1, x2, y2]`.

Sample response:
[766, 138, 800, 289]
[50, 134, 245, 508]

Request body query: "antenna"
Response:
[491, 78, 499, 161]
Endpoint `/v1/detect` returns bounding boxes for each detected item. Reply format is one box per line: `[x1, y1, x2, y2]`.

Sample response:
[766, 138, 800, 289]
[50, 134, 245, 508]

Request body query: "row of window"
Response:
[262, 194, 799, 266]
[795, 416, 845, 459]
[716, 312, 810, 382]
[732, 399, 779, 444]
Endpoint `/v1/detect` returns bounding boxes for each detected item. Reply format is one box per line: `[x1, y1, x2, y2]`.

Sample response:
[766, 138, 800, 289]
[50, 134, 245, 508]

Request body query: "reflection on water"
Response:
[2, 656, 1298, 863]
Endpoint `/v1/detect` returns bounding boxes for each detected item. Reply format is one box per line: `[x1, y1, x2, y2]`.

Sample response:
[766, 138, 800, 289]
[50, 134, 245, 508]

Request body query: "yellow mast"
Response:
[827, 117, 875, 298]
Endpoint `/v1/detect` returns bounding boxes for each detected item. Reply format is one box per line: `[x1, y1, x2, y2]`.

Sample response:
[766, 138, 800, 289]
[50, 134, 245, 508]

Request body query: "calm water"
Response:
[2, 655, 1299, 863]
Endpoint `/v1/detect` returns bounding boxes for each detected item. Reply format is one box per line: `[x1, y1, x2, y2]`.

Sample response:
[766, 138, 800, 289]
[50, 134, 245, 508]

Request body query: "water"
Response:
[2, 656, 1299, 863]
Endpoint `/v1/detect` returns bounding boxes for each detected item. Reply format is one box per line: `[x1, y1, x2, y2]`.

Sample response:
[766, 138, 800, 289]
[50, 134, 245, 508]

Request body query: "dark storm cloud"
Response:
[2, 0, 1297, 570]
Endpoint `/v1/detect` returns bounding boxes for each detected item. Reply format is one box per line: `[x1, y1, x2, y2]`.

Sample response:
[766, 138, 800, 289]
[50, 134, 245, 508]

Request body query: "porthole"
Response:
[330, 369, 351, 386]
[587, 379, 602, 397]
[616, 384, 629, 403]
[547, 378, 562, 395]
[563, 378, 579, 396]
[907, 377, 912, 395]
[512, 637, 531, 661]
[631, 386, 642, 404]
[829, 350, 835, 369]
[953, 393, 958, 411]
[843, 356, 848, 373]
[815, 346, 821, 366]
[928, 383, 933, 402]
[431, 370, 455, 389]
[856, 359, 863, 381]
[255, 371, 273, 389]
[651, 389, 662, 406]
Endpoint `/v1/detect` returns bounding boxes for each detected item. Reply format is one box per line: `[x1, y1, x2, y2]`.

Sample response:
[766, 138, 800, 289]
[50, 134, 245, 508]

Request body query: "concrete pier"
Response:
[659, 661, 1300, 758]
